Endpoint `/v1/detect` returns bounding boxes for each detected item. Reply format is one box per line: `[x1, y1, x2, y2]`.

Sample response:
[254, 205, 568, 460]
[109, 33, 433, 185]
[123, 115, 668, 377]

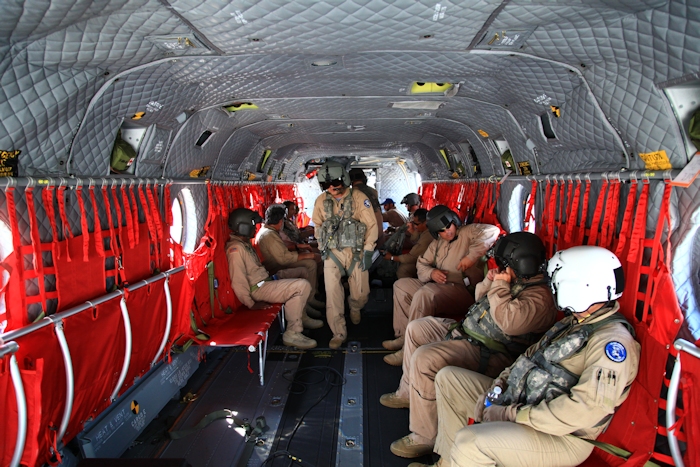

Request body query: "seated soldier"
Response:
[384, 206, 500, 360]
[422, 246, 640, 467]
[281, 200, 317, 250]
[256, 204, 326, 316]
[380, 232, 558, 460]
[382, 208, 432, 280]
[402, 193, 422, 218]
[226, 208, 321, 349]
[382, 198, 408, 231]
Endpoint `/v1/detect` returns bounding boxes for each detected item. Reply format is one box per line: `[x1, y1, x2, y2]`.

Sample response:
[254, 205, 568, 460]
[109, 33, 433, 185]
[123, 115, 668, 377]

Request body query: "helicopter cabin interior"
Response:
[1, 1, 700, 467]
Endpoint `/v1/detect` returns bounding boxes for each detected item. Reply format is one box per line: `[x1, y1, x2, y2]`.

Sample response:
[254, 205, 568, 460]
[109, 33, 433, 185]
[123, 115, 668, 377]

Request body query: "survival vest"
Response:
[383, 224, 408, 255]
[317, 188, 367, 256]
[448, 280, 547, 358]
[499, 310, 634, 407]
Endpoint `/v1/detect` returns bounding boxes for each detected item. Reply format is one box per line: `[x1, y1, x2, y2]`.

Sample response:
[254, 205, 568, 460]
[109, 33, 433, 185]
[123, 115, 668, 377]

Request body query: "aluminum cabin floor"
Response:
[119, 286, 439, 467]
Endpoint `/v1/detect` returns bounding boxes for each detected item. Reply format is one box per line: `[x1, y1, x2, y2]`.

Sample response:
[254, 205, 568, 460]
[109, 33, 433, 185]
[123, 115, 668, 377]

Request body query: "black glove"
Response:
[362, 250, 374, 271]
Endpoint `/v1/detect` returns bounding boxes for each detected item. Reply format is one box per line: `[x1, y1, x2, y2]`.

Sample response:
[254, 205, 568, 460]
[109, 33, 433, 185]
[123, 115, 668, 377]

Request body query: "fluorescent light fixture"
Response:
[390, 101, 445, 110]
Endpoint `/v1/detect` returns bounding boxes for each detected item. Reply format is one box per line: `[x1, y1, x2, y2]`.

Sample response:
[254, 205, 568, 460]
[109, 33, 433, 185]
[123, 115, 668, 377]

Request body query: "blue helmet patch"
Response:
[605, 341, 627, 363]
[364, 199, 371, 208]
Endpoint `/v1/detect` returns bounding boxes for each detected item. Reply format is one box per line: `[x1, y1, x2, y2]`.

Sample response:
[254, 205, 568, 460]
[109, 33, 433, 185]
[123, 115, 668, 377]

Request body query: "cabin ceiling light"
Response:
[311, 59, 338, 67]
[390, 101, 445, 110]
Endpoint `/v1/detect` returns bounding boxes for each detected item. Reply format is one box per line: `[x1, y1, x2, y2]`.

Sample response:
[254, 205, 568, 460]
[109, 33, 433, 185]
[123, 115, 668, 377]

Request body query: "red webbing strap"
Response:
[204, 183, 216, 229]
[215, 185, 227, 219]
[148, 184, 163, 240]
[639, 182, 672, 323]
[618, 181, 649, 318]
[102, 185, 126, 285]
[603, 180, 621, 250]
[128, 185, 140, 245]
[614, 180, 638, 258]
[164, 184, 173, 226]
[544, 180, 557, 256]
[120, 185, 136, 249]
[5, 187, 27, 319]
[539, 180, 551, 240]
[75, 186, 90, 262]
[24, 187, 48, 311]
[112, 185, 125, 249]
[587, 179, 608, 246]
[138, 183, 160, 267]
[627, 182, 649, 265]
[554, 180, 566, 250]
[576, 181, 591, 246]
[524, 180, 537, 232]
[563, 180, 581, 247]
[88, 186, 105, 258]
[42, 187, 59, 258]
[57, 186, 73, 262]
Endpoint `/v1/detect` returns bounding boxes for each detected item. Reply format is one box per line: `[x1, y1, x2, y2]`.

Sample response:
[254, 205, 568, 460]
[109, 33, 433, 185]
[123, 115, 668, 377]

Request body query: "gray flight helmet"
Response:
[491, 231, 546, 279]
[317, 160, 351, 189]
[426, 205, 462, 239]
[228, 208, 263, 238]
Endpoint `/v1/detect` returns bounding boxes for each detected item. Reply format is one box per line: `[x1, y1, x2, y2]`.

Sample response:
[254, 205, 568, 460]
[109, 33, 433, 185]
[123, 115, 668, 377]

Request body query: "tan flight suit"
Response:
[353, 182, 385, 249]
[392, 224, 500, 338]
[395, 228, 433, 279]
[255, 225, 320, 298]
[225, 234, 311, 333]
[395, 275, 557, 445]
[312, 188, 378, 339]
[435, 303, 640, 467]
[383, 208, 408, 228]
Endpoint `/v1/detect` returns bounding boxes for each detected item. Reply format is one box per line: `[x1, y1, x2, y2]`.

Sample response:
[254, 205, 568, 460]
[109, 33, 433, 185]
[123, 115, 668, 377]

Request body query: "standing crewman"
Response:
[313, 160, 378, 349]
[384, 205, 500, 360]
[349, 167, 385, 249]
[425, 246, 640, 467]
[226, 208, 319, 349]
[380, 232, 557, 460]
[255, 204, 326, 315]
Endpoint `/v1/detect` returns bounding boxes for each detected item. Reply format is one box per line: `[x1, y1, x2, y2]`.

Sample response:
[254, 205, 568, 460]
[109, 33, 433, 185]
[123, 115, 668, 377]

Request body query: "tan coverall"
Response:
[225, 235, 311, 333]
[354, 182, 385, 249]
[395, 275, 557, 445]
[312, 188, 378, 339]
[435, 303, 640, 467]
[255, 225, 320, 298]
[383, 208, 408, 228]
[392, 224, 500, 338]
[395, 228, 433, 279]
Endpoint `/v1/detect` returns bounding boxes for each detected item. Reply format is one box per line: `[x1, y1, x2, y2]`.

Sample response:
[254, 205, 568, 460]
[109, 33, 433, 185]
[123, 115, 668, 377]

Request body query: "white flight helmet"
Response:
[547, 245, 624, 314]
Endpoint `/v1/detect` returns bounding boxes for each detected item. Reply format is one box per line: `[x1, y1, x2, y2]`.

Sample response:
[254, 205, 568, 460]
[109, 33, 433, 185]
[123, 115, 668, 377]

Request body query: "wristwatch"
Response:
[391, 256, 394, 261]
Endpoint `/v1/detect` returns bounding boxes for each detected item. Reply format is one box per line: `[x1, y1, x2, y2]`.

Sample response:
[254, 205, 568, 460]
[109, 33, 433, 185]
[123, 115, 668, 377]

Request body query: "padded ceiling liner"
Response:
[0, 0, 697, 180]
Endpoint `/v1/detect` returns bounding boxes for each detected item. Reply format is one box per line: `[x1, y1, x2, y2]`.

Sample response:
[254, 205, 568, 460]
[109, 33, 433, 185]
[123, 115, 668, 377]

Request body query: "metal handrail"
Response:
[0, 341, 27, 467]
[151, 274, 174, 367]
[667, 338, 700, 467]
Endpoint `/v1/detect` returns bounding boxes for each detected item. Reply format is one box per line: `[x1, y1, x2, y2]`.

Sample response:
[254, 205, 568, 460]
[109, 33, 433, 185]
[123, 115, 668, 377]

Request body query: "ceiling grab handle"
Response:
[110, 295, 133, 402]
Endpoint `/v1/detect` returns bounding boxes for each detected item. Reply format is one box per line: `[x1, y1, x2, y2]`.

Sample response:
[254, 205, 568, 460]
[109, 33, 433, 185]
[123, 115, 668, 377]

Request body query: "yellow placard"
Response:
[478, 129, 489, 138]
[638, 150, 672, 170]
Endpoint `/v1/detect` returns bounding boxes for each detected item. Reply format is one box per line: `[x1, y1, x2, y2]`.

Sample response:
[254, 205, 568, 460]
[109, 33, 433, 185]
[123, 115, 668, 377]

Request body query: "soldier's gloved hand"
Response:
[482, 404, 519, 423]
[474, 392, 488, 422]
[361, 250, 374, 271]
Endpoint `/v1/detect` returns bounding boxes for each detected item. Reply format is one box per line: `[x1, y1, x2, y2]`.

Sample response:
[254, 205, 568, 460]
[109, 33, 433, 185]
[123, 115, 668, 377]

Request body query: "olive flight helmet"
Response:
[228, 208, 263, 238]
[426, 205, 462, 239]
[348, 167, 368, 184]
[401, 193, 421, 208]
[490, 231, 546, 279]
[547, 245, 624, 314]
[317, 160, 351, 190]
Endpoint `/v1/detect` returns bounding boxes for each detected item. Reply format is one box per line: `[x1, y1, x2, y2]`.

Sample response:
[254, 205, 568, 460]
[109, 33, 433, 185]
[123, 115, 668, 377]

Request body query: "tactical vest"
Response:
[317, 188, 367, 257]
[499, 312, 634, 407]
[449, 281, 546, 357]
[282, 219, 301, 243]
[384, 224, 408, 255]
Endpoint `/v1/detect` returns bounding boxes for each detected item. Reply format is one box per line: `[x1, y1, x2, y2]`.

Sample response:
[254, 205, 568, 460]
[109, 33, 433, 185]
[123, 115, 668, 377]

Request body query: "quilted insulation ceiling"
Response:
[1, 0, 699, 181]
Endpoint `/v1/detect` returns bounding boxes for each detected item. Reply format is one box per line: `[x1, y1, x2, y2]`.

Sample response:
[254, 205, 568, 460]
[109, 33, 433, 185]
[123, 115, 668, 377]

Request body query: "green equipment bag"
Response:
[110, 132, 137, 173]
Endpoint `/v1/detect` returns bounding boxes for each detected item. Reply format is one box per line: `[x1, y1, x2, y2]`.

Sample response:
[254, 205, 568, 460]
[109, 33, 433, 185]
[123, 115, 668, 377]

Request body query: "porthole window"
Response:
[170, 188, 197, 253]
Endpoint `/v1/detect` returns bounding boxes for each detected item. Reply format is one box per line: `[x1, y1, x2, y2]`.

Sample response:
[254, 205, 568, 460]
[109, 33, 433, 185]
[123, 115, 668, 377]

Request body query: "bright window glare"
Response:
[170, 188, 198, 253]
[0, 220, 12, 331]
[170, 198, 184, 245]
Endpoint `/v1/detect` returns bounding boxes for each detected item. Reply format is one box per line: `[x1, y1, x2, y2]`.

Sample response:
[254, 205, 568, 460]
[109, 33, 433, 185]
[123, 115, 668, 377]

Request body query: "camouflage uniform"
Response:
[435, 303, 640, 467]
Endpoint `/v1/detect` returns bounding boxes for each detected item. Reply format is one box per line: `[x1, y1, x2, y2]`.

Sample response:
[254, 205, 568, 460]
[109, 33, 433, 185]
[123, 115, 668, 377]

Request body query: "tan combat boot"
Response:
[383, 349, 403, 366]
[382, 336, 404, 350]
[350, 308, 361, 325]
[329, 335, 346, 349]
[379, 391, 410, 409]
[282, 331, 317, 350]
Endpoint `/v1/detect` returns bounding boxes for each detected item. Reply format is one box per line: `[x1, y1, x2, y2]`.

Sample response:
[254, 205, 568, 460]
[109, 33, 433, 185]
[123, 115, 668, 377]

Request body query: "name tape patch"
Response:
[605, 341, 627, 363]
